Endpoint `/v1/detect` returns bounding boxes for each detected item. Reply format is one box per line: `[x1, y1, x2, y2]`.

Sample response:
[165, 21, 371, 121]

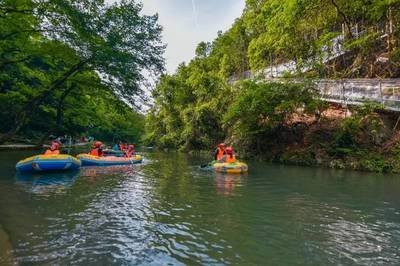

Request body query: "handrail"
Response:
[230, 78, 400, 111]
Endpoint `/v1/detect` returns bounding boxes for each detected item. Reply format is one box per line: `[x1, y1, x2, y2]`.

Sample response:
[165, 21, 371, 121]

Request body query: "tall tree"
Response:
[0, 0, 165, 142]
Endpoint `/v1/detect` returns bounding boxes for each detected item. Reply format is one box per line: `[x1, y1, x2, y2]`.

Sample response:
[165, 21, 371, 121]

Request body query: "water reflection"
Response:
[15, 171, 80, 194]
[80, 165, 140, 178]
[215, 173, 245, 197]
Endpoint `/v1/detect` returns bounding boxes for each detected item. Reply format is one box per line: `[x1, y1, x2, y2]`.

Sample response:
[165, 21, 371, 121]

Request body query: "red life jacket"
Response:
[89, 148, 103, 157]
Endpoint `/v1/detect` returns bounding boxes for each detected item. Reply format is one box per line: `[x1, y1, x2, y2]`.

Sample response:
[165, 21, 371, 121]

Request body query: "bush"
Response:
[223, 80, 324, 153]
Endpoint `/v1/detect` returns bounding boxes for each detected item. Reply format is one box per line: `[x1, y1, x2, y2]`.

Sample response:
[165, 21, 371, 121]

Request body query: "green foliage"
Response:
[0, 0, 161, 143]
[243, 0, 400, 75]
[359, 153, 391, 173]
[145, 63, 230, 150]
[280, 149, 317, 166]
[224, 81, 322, 136]
[330, 102, 385, 158]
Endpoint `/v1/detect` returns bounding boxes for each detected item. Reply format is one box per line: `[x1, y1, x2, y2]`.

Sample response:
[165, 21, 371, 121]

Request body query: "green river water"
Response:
[0, 150, 400, 265]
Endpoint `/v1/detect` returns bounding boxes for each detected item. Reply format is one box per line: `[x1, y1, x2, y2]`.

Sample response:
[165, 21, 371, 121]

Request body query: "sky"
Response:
[141, 0, 245, 73]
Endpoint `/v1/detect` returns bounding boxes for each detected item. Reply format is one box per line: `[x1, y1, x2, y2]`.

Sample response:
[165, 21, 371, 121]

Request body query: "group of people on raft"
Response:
[214, 143, 236, 163]
[44, 140, 236, 163]
[88, 141, 136, 158]
[44, 141, 136, 158]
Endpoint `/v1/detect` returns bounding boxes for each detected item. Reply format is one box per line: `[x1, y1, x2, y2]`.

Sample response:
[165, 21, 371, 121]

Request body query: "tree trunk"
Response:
[331, 0, 353, 39]
[387, 6, 395, 52]
[36, 84, 76, 146]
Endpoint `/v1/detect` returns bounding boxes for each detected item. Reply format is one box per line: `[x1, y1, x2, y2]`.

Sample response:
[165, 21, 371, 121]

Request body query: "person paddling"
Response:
[214, 143, 226, 161]
[89, 141, 104, 157]
[44, 141, 61, 155]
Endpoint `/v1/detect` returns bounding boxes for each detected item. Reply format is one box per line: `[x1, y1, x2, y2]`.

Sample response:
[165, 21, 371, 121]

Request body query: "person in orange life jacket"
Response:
[124, 144, 135, 158]
[218, 146, 236, 163]
[119, 142, 125, 151]
[89, 141, 104, 157]
[44, 141, 61, 155]
[214, 143, 226, 161]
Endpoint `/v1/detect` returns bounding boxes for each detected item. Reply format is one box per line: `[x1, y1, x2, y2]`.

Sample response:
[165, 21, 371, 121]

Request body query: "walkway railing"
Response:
[317, 79, 400, 111]
[230, 77, 400, 111]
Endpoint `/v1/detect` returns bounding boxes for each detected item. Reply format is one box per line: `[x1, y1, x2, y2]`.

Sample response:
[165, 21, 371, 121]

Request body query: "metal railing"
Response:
[229, 77, 400, 111]
[317, 79, 400, 111]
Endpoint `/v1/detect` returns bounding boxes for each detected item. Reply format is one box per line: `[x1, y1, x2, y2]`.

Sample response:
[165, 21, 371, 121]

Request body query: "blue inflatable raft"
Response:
[77, 154, 143, 166]
[16, 154, 81, 172]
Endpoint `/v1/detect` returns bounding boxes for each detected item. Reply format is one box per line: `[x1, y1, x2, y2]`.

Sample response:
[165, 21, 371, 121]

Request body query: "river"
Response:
[0, 151, 399, 265]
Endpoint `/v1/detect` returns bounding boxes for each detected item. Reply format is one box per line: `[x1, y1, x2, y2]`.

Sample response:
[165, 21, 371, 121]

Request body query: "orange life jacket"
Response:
[216, 147, 225, 160]
[89, 148, 103, 157]
[44, 149, 60, 155]
[226, 155, 236, 163]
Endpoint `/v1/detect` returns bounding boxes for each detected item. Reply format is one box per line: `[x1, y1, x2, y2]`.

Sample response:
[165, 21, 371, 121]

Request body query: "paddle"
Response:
[200, 160, 216, 169]
[127, 151, 141, 166]
[126, 151, 136, 166]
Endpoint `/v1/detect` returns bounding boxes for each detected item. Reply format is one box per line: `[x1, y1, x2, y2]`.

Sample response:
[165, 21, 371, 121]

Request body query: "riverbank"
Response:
[229, 104, 400, 173]
[173, 104, 400, 174]
[0, 144, 40, 151]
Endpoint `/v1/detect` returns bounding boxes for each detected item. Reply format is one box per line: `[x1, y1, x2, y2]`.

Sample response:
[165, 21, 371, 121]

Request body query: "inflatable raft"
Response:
[16, 154, 81, 173]
[77, 154, 142, 166]
[102, 149, 125, 157]
[212, 162, 248, 174]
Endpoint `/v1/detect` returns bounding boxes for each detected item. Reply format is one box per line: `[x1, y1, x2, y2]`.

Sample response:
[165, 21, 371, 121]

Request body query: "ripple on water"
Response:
[2, 154, 400, 265]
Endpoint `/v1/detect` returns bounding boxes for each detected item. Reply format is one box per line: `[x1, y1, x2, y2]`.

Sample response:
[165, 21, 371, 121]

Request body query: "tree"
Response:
[0, 0, 165, 142]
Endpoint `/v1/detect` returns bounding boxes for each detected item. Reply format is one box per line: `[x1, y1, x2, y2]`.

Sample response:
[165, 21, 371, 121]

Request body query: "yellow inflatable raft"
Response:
[212, 162, 248, 174]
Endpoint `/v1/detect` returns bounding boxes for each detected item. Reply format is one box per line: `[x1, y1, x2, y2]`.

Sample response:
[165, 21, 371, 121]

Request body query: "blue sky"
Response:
[142, 0, 245, 73]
